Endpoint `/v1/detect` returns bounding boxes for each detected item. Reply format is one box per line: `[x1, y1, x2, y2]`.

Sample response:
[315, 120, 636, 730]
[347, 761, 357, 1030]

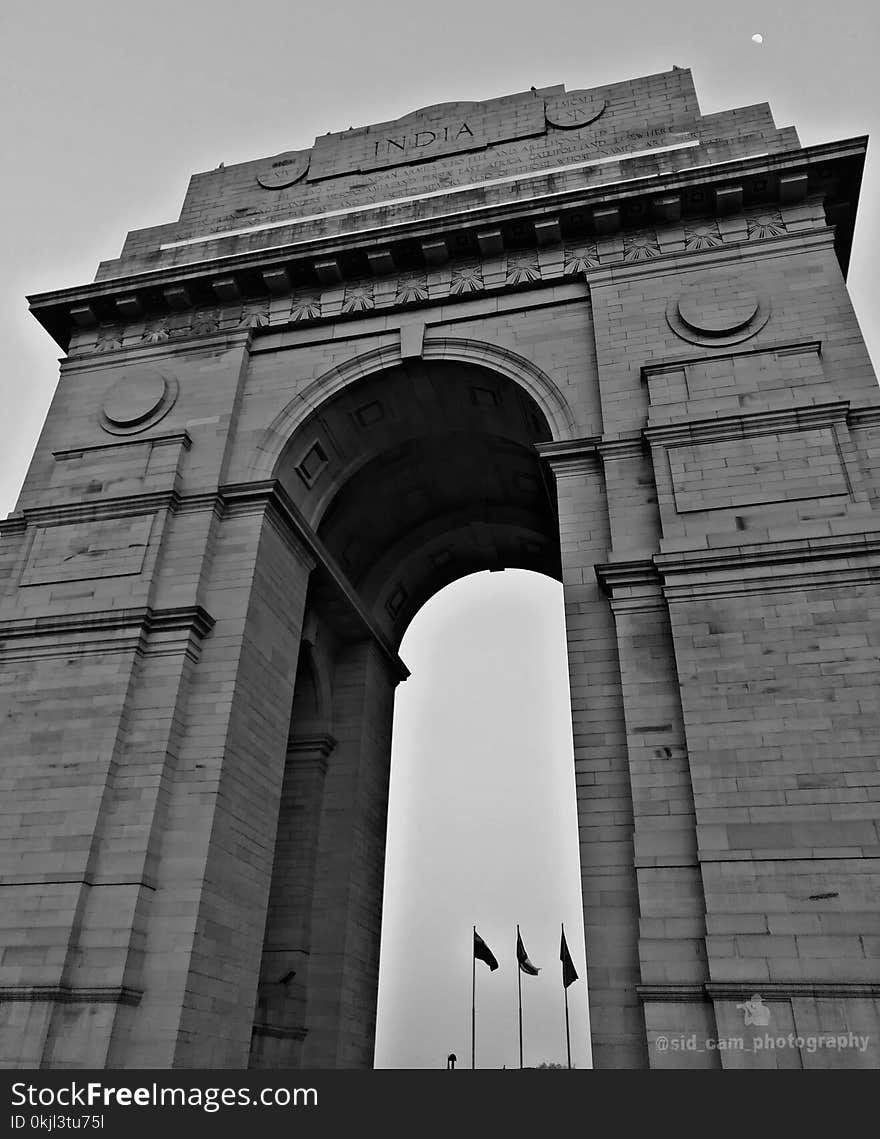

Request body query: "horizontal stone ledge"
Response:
[636, 984, 707, 1002]
[638, 981, 880, 1002]
[706, 982, 880, 1000]
[848, 404, 880, 428]
[655, 530, 880, 577]
[2, 491, 181, 534]
[597, 531, 880, 601]
[251, 1023, 307, 1041]
[0, 604, 215, 643]
[643, 399, 850, 449]
[0, 875, 156, 889]
[286, 733, 337, 772]
[640, 338, 822, 382]
[0, 985, 142, 1006]
[633, 857, 700, 869]
[53, 430, 192, 461]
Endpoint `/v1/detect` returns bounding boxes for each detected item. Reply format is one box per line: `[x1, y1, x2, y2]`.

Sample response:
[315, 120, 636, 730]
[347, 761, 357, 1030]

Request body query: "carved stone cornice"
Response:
[596, 533, 880, 606]
[26, 137, 867, 353]
[0, 605, 215, 662]
[0, 604, 214, 641]
[848, 404, 880, 429]
[536, 436, 601, 478]
[286, 733, 337, 774]
[655, 532, 880, 600]
[594, 558, 665, 612]
[597, 435, 646, 462]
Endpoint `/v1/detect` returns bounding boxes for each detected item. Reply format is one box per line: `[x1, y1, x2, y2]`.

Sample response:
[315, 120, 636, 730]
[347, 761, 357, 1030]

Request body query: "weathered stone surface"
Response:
[3, 67, 879, 1069]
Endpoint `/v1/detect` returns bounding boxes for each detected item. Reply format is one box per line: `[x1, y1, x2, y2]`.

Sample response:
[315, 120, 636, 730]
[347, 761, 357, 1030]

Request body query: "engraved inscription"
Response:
[545, 92, 606, 129]
[308, 96, 547, 180]
[257, 151, 311, 190]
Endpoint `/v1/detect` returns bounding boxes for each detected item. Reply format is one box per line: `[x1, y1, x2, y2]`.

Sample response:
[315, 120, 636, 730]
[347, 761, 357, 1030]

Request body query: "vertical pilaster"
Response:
[542, 443, 647, 1068]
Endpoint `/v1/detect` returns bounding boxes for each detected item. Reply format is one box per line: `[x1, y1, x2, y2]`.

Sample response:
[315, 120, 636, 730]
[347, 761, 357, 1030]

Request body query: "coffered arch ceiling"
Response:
[275, 360, 561, 645]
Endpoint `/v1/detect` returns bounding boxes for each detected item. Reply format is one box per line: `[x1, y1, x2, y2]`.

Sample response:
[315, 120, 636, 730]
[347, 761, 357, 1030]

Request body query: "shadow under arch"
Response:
[247, 336, 577, 484]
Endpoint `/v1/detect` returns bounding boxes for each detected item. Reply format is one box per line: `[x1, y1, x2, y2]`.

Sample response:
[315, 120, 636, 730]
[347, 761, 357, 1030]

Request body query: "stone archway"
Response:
[247, 356, 565, 1067]
[5, 69, 880, 1072]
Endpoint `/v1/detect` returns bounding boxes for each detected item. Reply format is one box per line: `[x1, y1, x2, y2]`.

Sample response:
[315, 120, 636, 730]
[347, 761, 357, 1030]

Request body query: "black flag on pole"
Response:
[560, 925, 578, 988]
[516, 926, 540, 975]
[474, 929, 499, 971]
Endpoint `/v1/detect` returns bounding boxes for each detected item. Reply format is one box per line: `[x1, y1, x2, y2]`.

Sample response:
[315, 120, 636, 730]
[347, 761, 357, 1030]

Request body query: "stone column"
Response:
[300, 639, 401, 1069]
[250, 731, 336, 1068]
[108, 496, 315, 1068]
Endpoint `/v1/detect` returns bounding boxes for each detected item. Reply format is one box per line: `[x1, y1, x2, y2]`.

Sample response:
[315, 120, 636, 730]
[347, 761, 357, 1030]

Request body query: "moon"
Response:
[751, 33, 763, 44]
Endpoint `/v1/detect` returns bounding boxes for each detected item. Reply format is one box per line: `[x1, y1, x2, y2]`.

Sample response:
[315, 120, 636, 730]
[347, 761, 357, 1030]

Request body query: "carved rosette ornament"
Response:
[342, 284, 375, 314]
[683, 219, 722, 251]
[394, 274, 429, 305]
[745, 207, 787, 240]
[563, 244, 599, 275]
[290, 294, 322, 322]
[238, 303, 271, 328]
[450, 261, 484, 295]
[623, 229, 661, 262]
[505, 252, 541, 286]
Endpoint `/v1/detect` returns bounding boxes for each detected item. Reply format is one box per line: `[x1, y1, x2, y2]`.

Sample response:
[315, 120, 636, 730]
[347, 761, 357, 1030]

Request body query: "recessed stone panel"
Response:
[20, 515, 155, 586]
[668, 428, 849, 513]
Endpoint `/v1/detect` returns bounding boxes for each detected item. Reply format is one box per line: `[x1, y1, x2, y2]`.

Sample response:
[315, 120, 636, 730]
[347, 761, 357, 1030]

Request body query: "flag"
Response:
[516, 926, 540, 975]
[560, 925, 578, 988]
[474, 929, 499, 971]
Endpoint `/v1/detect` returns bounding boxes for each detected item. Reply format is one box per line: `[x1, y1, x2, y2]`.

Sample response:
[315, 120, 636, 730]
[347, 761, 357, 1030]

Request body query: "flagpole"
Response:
[563, 923, 572, 1070]
[517, 926, 523, 1069]
[471, 926, 476, 1070]
[564, 985, 572, 1070]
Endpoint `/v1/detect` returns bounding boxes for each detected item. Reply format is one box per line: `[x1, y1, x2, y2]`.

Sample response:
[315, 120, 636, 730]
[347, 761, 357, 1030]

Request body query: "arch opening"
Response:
[250, 357, 575, 1068]
[374, 569, 590, 1070]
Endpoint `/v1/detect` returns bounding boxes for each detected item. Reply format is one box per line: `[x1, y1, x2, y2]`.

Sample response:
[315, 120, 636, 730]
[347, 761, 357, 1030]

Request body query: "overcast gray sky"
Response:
[2, 0, 878, 1070]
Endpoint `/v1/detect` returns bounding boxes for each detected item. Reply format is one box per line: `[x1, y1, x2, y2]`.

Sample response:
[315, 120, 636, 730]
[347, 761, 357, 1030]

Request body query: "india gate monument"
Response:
[1, 67, 879, 1070]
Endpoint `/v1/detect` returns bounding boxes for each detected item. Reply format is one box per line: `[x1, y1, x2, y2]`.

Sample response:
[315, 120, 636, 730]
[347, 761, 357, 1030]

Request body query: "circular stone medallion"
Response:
[100, 367, 177, 435]
[544, 92, 606, 130]
[666, 278, 770, 346]
[257, 151, 311, 190]
[677, 288, 760, 335]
